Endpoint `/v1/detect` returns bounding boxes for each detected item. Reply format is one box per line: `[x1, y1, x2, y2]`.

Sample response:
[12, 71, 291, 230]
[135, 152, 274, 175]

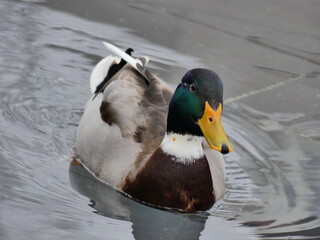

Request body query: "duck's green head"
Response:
[167, 68, 233, 154]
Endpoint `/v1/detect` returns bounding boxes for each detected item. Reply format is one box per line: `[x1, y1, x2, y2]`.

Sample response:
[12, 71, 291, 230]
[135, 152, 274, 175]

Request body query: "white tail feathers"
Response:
[90, 42, 150, 94]
[102, 42, 150, 80]
[102, 42, 143, 69]
[90, 56, 120, 94]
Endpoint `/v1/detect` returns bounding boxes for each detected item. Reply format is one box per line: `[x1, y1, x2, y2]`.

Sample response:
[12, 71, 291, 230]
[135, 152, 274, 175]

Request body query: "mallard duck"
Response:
[75, 42, 233, 212]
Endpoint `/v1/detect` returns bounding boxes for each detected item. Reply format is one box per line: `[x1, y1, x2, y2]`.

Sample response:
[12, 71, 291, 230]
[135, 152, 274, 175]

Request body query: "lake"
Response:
[0, 0, 319, 239]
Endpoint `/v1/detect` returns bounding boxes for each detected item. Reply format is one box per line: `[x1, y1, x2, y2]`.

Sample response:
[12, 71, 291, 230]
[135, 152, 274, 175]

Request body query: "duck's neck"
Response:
[160, 132, 204, 164]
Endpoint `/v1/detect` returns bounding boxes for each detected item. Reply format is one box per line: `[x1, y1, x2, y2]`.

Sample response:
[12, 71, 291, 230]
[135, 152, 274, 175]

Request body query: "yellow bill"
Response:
[198, 101, 233, 154]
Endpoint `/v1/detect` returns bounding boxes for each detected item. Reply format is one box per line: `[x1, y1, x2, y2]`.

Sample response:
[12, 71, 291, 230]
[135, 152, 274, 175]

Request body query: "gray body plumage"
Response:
[76, 61, 172, 188]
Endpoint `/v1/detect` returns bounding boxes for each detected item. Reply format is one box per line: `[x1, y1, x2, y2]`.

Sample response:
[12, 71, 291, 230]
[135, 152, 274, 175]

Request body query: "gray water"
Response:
[1, 0, 320, 239]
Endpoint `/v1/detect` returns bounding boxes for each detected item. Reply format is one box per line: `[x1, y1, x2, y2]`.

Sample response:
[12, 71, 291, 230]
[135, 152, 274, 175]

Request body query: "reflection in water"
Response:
[69, 162, 207, 240]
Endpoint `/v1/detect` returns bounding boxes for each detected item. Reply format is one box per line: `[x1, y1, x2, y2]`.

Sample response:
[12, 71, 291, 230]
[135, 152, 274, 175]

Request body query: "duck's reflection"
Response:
[69, 162, 208, 240]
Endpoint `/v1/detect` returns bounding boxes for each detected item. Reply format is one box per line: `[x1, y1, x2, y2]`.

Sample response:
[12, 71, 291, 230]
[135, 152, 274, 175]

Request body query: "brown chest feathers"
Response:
[121, 148, 215, 212]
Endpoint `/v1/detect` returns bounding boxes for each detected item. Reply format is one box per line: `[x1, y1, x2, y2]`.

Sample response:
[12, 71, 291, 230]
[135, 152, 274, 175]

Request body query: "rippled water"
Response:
[1, 0, 320, 239]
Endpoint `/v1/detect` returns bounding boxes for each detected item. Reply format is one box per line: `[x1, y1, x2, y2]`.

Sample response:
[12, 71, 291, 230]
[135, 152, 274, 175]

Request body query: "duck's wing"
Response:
[76, 44, 173, 187]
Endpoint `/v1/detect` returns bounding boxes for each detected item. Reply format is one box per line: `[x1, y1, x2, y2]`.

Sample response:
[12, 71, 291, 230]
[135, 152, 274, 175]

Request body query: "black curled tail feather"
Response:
[94, 48, 134, 94]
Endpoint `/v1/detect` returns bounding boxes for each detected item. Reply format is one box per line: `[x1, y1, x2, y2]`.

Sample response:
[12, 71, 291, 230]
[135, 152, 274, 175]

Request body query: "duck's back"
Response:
[76, 58, 173, 188]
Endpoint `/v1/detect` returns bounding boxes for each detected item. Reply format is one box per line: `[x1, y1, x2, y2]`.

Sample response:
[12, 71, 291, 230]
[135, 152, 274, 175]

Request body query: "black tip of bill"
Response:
[221, 143, 229, 154]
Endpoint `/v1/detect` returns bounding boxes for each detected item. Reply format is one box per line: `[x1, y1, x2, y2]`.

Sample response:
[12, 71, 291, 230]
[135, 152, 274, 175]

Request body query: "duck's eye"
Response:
[189, 83, 196, 93]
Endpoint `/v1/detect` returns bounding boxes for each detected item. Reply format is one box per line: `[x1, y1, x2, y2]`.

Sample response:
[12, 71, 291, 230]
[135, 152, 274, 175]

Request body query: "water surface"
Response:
[0, 0, 320, 239]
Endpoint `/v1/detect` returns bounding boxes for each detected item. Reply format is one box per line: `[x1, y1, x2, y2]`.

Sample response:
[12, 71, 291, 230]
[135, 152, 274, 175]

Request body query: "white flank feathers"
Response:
[161, 133, 204, 164]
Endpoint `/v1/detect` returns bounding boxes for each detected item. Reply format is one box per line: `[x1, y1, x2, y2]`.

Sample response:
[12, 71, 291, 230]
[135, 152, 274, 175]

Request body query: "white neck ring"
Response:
[160, 133, 205, 164]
